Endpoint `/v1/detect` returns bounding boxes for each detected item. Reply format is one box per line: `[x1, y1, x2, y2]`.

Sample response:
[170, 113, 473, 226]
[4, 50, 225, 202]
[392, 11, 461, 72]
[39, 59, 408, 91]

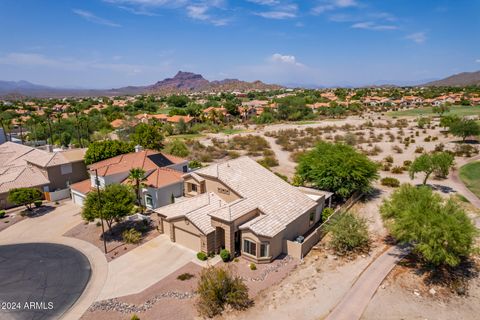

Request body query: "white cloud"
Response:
[254, 3, 298, 19]
[352, 21, 398, 31]
[312, 0, 358, 14]
[186, 5, 228, 26]
[405, 32, 427, 44]
[270, 53, 304, 67]
[247, 0, 280, 5]
[73, 9, 121, 27]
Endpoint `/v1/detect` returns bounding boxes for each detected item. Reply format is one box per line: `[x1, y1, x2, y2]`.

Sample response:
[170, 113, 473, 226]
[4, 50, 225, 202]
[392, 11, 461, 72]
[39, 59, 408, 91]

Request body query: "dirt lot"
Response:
[362, 256, 480, 320]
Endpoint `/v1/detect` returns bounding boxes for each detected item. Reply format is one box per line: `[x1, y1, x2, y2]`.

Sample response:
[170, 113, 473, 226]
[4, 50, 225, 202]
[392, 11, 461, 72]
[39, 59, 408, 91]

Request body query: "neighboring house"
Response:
[0, 142, 88, 209]
[155, 157, 332, 263]
[70, 146, 188, 209]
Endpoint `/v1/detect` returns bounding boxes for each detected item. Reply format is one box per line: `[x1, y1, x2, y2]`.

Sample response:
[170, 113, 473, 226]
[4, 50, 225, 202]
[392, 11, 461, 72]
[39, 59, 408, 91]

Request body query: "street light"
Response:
[95, 169, 107, 254]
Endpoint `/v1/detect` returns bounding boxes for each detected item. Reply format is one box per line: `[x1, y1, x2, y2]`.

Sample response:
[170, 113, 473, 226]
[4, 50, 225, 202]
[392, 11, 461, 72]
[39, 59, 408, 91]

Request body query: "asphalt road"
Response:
[0, 243, 91, 320]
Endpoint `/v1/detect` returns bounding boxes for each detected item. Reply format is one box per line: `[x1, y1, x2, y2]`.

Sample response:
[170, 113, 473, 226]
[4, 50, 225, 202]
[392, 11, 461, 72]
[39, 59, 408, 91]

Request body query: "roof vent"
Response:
[135, 145, 143, 153]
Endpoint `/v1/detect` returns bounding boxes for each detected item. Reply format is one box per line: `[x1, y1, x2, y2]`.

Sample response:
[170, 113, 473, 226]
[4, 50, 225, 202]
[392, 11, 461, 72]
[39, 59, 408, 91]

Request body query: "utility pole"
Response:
[95, 169, 107, 254]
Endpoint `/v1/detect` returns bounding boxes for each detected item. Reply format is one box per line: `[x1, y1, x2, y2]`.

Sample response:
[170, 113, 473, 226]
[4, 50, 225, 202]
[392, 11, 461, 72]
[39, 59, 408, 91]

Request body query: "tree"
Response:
[380, 184, 477, 267]
[196, 266, 251, 318]
[439, 114, 460, 130]
[84, 140, 134, 165]
[295, 142, 379, 198]
[417, 117, 430, 129]
[8, 188, 43, 211]
[128, 168, 147, 206]
[409, 152, 454, 185]
[163, 139, 190, 157]
[131, 123, 164, 150]
[326, 212, 370, 255]
[82, 184, 135, 233]
[432, 104, 450, 116]
[449, 119, 480, 142]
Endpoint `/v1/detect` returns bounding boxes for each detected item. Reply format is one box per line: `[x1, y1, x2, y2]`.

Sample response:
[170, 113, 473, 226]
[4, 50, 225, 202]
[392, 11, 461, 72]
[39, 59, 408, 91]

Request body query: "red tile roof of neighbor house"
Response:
[70, 178, 93, 195]
[110, 119, 125, 128]
[167, 115, 194, 123]
[123, 167, 184, 189]
[88, 149, 186, 177]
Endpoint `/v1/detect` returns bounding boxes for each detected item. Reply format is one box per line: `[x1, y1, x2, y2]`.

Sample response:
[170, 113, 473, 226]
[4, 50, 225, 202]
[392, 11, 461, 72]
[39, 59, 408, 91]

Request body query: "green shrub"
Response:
[122, 228, 142, 244]
[197, 252, 208, 261]
[403, 160, 412, 167]
[257, 156, 279, 168]
[189, 160, 203, 169]
[131, 315, 140, 320]
[177, 273, 195, 281]
[381, 177, 400, 187]
[414, 146, 424, 153]
[249, 263, 257, 270]
[327, 212, 370, 255]
[384, 155, 394, 163]
[0, 210, 5, 218]
[220, 249, 231, 262]
[196, 266, 251, 317]
[322, 207, 334, 222]
[34, 200, 42, 207]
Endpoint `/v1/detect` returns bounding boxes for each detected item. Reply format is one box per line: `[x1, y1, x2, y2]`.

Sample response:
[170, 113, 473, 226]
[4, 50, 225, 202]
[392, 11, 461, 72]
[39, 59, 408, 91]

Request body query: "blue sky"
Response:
[0, 0, 479, 88]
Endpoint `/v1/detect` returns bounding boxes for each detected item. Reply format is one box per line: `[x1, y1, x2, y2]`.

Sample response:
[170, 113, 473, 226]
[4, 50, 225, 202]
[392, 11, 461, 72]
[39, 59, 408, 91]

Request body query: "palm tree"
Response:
[128, 168, 147, 208]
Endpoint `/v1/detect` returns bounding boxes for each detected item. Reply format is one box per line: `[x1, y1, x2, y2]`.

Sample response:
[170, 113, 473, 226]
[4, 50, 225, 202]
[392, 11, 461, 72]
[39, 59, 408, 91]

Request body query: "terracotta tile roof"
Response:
[88, 150, 186, 177]
[110, 119, 125, 128]
[167, 115, 194, 123]
[70, 178, 93, 195]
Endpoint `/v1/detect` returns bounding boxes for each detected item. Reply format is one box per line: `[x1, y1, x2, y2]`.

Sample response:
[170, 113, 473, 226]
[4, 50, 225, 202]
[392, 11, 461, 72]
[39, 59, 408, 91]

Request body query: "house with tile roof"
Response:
[155, 156, 332, 263]
[70, 146, 189, 209]
[0, 142, 88, 209]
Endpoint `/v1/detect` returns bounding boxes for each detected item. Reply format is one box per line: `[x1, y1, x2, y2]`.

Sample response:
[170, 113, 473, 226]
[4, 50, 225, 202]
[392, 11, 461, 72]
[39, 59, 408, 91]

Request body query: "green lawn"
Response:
[459, 161, 480, 199]
[387, 105, 480, 117]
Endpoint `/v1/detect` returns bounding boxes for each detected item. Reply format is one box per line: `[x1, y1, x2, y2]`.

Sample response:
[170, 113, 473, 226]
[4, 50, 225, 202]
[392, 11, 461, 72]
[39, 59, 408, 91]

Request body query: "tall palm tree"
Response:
[128, 168, 147, 208]
[43, 106, 55, 145]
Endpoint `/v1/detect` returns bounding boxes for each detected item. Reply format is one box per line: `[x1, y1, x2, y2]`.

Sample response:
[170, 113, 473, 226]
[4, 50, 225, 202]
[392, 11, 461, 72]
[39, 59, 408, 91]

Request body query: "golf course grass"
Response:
[387, 105, 480, 117]
[459, 161, 480, 199]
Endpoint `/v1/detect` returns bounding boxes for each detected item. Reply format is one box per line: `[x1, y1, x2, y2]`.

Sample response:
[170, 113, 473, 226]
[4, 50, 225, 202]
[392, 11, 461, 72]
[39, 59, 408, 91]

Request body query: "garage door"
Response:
[174, 228, 201, 252]
[72, 193, 85, 206]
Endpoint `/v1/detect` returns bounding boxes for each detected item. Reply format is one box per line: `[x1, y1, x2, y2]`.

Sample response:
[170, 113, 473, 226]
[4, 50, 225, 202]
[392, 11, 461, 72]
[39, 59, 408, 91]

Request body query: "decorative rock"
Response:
[429, 288, 436, 295]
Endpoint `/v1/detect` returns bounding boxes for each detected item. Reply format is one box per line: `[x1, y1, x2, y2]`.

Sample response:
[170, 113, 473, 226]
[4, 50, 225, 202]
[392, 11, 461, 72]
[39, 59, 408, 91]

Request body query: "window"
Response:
[309, 211, 315, 225]
[145, 194, 153, 208]
[183, 165, 188, 173]
[217, 187, 230, 195]
[191, 184, 198, 192]
[243, 239, 256, 256]
[60, 163, 72, 175]
[260, 243, 269, 257]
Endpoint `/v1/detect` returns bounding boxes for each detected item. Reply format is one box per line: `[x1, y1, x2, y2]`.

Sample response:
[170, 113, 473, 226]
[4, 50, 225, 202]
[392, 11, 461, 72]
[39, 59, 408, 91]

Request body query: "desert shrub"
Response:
[220, 249, 231, 262]
[343, 132, 357, 146]
[131, 315, 140, 320]
[414, 146, 424, 153]
[327, 212, 370, 255]
[381, 177, 400, 187]
[274, 172, 289, 182]
[122, 228, 142, 244]
[163, 139, 190, 157]
[454, 144, 479, 157]
[424, 136, 431, 142]
[177, 273, 195, 281]
[403, 160, 412, 167]
[249, 263, 257, 270]
[382, 163, 392, 171]
[197, 252, 208, 261]
[257, 156, 279, 168]
[196, 266, 251, 317]
[0, 210, 5, 218]
[434, 143, 445, 152]
[432, 136, 438, 141]
[263, 149, 275, 157]
[228, 151, 241, 159]
[384, 156, 394, 163]
[391, 166, 404, 174]
[392, 145, 403, 153]
[322, 207, 334, 222]
[34, 200, 42, 207]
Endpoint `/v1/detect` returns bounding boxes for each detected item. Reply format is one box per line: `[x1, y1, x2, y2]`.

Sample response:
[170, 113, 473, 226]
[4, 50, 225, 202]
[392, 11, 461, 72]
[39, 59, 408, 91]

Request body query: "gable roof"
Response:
[189, 157, 318, 237]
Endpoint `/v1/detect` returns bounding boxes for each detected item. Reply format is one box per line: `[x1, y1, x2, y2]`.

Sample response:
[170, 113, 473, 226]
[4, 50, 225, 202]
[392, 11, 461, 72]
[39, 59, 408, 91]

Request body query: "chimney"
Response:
[135, 145, 143, 153]
[46, 144, 53, 153]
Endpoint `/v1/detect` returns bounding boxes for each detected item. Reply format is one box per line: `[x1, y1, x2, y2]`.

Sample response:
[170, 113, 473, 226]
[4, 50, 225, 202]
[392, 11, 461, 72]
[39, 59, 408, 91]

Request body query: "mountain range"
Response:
[0, 71, 282, 98]
[1, 70, 479, 99]
[421, 70, 480, 87]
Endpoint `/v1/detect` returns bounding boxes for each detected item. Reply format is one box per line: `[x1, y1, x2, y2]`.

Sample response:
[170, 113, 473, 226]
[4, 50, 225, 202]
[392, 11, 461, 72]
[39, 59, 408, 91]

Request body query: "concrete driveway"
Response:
[97, 234, 196, 300]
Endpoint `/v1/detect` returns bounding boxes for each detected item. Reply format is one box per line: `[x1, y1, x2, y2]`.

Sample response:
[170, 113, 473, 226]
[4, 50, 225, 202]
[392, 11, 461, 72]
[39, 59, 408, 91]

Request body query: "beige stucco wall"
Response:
[44, 161, 88, 191]
[241, 230, 284, 263]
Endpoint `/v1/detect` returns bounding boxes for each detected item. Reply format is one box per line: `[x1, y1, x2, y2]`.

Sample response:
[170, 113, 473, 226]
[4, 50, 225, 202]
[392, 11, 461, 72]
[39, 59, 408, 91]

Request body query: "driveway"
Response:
[97, 234, 196, 300]
[0, 243, 91, 320]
